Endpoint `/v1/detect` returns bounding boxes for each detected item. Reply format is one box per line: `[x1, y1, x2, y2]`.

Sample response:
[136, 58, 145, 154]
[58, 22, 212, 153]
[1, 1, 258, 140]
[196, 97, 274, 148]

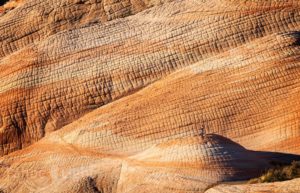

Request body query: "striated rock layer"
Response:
[0, 134, 271, 193]
[117, 135, 268, 193]
[0, 0, 300, 192]
[0, 0, 300, 156]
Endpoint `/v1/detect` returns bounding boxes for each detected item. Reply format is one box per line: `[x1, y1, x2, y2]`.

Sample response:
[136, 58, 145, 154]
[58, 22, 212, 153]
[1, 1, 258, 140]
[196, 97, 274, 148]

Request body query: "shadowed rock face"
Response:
[117, 135, 268, 193]
[0, 134, 270, 193]
[0, 0, 300, 192]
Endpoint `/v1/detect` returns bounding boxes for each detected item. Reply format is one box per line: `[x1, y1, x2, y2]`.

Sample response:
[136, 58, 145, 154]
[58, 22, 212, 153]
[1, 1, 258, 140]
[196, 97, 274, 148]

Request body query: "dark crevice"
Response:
[282, 31, 300, 46]
[86, 177, 102, 193]
[0, 0, 9, 6]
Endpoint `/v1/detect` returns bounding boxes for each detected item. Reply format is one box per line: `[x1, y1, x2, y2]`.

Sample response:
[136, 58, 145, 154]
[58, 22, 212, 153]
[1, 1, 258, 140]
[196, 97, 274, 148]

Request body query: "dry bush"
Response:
[248, 161, 300, 184]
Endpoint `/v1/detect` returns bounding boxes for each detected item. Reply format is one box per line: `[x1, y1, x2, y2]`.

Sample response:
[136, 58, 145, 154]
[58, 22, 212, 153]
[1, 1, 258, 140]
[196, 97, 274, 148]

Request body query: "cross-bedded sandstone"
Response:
[0, 0, 300, 192]
[1, 0, 300, 156]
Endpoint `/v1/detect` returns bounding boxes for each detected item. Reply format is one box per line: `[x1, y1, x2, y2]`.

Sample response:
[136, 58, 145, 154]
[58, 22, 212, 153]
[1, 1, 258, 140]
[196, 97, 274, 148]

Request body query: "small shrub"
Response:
[248, 161, 300, 184]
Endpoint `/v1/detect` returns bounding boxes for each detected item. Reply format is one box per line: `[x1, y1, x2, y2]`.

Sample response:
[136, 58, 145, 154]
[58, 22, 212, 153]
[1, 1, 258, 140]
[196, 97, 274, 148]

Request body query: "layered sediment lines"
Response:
[0, 0, 170, 57]
[0, 134, 269, 192]
[117, 135, 268, 193]
[0, 0, 300, 192]
[44, 31, 300, 156]
[1, 0, 300, 156]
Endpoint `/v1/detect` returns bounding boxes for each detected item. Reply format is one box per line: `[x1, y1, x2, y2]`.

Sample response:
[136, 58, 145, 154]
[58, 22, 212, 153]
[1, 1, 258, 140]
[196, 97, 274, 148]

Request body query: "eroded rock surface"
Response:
[0, 0, 300, 192]
[116, 135, 268, 193]
[0, 134, 271, 193]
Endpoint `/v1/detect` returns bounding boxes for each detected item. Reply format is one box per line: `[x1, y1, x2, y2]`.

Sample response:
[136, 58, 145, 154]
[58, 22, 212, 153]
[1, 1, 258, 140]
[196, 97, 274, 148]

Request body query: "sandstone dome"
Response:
[116, 134, 268, 193]
[129, 134, 268, 173]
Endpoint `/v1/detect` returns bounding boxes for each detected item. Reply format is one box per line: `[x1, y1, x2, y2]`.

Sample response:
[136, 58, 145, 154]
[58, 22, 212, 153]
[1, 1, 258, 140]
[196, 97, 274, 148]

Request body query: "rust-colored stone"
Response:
[0, 0, 300, 192]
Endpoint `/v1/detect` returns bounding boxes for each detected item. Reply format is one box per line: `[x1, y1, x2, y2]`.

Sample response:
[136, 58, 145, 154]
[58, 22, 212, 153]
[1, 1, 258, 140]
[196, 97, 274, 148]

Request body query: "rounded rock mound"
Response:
[117, 134, 269, 193]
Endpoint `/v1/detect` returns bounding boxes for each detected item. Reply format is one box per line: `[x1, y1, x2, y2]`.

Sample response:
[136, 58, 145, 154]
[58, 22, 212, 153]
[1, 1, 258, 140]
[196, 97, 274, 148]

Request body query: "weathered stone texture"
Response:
[0, 0, 300, 192]
[1, 0, 300, 156]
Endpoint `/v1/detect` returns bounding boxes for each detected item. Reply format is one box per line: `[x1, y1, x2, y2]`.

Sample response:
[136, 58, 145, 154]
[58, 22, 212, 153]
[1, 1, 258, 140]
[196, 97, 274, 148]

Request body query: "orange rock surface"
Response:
[0, 0, 300, 192]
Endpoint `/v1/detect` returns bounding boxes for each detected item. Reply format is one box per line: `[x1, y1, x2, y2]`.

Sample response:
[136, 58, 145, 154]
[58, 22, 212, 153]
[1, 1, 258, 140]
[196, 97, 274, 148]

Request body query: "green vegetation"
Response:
[248, 161, 300, 184]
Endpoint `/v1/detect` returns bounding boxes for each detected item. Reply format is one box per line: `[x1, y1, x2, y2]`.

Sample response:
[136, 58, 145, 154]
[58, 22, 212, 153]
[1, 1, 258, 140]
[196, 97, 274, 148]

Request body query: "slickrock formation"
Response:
[0, 0, 174, 155]
[0, 134, 270, 192]
[1, 0, 300, 156]
[0, 0, 300, 192]
[116, 135, 268, 193]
